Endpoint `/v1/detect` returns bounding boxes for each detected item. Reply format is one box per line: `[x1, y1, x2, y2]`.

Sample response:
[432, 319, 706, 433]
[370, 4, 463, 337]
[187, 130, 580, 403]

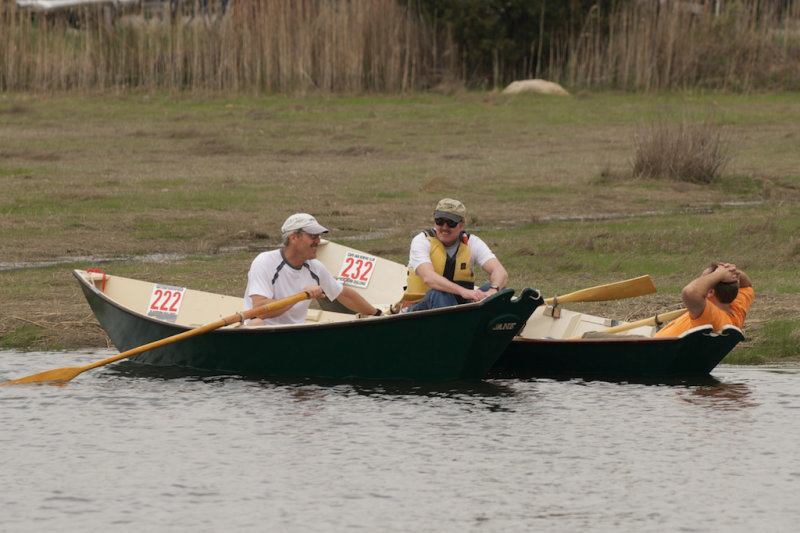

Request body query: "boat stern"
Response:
[460, 287, 543, 378]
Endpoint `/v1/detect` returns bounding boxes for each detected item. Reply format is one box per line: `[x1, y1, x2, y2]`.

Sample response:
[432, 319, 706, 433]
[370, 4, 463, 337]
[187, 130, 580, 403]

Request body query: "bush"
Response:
[632, 118, 732, 183]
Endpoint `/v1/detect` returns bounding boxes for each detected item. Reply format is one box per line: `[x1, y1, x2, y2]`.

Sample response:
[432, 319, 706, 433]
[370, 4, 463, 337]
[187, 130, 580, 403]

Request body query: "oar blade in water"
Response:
[1, 366, 84, 386]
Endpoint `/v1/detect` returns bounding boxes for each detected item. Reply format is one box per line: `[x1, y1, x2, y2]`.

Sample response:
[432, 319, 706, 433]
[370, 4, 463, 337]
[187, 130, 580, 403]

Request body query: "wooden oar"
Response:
[595, 308, 686, 334]
[544, 275, 656, 306]
[567, 308, 686, 339]
[400, 291, 426, 304]
[1, 291, 310, 386]
[391, 276, 656, 314]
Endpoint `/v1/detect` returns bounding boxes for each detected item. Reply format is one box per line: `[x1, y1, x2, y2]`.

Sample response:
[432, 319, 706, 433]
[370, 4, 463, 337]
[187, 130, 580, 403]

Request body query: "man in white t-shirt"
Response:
[244, 213, 382, 325]
[406, 198, 509, 311]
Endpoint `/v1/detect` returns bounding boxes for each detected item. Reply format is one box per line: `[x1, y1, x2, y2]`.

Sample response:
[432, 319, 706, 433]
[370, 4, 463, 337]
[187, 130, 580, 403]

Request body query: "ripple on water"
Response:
[1, 351, 799, 532]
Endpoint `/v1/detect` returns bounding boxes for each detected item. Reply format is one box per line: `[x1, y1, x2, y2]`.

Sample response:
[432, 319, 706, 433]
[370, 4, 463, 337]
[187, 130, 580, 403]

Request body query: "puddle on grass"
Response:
[0, 201, 774, 272]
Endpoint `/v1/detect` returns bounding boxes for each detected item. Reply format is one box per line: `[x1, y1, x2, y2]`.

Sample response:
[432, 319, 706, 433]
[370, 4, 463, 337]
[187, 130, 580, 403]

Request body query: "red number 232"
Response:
[340, 257, 373, 281]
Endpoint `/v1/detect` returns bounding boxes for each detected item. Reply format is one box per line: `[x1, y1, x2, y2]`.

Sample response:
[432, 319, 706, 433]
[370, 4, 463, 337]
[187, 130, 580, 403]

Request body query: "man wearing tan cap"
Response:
[244, 213, 382, 325]
[406, 198, 509, 311]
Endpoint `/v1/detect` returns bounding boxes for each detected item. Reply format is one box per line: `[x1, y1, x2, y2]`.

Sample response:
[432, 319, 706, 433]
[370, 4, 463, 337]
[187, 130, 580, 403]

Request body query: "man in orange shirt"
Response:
[655, 262, 754, 337]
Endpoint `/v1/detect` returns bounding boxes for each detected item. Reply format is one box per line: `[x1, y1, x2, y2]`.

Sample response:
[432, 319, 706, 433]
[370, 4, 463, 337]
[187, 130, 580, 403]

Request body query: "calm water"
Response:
[2, 350, 799, 533]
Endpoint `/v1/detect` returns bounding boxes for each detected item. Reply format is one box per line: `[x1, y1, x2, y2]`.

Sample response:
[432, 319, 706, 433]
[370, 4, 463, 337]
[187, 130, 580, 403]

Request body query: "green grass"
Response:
[726, 320, 800, 364]
[0, 325, 46, 350]
[0, 166, 34, 176]
[0, 92, 799, 360]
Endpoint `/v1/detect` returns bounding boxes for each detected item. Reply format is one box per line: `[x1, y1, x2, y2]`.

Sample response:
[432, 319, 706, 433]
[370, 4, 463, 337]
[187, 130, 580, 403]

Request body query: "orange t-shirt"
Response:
[654, 286, 754, 338]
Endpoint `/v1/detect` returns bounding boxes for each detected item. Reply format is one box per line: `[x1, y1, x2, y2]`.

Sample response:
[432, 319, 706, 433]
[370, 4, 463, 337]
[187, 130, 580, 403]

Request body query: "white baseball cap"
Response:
[281, 213, 329, 237]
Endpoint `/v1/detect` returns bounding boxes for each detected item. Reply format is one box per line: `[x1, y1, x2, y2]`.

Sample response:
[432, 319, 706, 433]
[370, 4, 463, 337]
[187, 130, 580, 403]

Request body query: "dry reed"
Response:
[1, 0, 798, 94]
[0, 0, 457, 94]
[566, 0, 800, 92]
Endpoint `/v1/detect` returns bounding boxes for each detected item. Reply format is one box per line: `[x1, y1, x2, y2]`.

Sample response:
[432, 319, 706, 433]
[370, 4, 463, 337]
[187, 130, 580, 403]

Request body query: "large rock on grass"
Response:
[502, 79, 570, 95]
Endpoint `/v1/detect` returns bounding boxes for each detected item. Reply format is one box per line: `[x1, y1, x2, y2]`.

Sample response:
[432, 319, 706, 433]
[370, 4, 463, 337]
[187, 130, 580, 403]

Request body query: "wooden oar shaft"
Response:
[80, 294, 312, 371]
[1, 291, 310, 386]
[80, 317, 234, 372]
[395, 276, 656, 314]
[564, 308, 686, 340]
[116, 290, 309, 355]
[544, 275, 656, 305]
[597, 308, 686, 335]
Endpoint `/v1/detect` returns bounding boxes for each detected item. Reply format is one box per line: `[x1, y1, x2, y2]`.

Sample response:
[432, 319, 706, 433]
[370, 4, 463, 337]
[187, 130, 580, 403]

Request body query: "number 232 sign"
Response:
[337, 252, 376, 288]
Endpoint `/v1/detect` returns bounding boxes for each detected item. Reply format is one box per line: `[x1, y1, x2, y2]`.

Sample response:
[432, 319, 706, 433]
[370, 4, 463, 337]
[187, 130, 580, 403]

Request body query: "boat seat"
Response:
[305, 309, 323, 323]
[559, 314, 585, 338]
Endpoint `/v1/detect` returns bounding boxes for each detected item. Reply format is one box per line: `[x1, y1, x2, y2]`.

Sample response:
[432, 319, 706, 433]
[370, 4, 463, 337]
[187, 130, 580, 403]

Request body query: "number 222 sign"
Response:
[147, 284, 186, 322]
[337, 252, 376, 288]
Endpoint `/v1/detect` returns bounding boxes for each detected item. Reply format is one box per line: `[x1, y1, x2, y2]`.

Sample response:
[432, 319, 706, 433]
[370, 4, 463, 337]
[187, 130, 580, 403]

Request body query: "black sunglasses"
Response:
[434, 218, 459, 228]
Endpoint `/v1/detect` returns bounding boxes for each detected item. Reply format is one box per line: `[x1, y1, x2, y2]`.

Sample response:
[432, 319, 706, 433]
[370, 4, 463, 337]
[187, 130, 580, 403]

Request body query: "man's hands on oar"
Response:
[1, 291, 311, 386]
[386, 276, 657, 315]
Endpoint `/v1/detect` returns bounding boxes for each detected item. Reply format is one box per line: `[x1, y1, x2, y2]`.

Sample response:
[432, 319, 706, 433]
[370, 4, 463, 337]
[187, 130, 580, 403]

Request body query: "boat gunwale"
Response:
[509, 324, 744, 345]
[72, 269, 534, 334]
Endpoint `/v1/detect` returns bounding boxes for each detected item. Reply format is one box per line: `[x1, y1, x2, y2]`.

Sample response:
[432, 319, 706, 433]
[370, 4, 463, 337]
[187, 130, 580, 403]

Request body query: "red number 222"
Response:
[150, 289, 182, 312]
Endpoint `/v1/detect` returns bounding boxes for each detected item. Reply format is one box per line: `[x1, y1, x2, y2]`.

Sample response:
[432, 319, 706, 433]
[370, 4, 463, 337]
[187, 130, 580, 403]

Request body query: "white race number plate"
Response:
[147, 284, 186, 322]
[337, 251, 376, 288]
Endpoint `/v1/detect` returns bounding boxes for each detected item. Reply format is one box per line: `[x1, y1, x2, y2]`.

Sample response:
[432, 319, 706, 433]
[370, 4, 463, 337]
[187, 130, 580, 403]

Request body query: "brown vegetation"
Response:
[632, 118, 732, 183]
[1, 0, 798, 93]
[566, 0, 800, 91]
[0, 0, 454, 93]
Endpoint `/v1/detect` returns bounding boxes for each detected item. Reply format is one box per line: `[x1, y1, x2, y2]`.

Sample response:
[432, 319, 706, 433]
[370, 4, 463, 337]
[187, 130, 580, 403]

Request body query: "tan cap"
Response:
[434, 198, 466, 222]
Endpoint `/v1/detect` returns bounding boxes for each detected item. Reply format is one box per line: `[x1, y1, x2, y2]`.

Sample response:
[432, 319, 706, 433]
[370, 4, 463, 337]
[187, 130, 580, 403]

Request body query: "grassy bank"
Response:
[1, 91, 799, 364]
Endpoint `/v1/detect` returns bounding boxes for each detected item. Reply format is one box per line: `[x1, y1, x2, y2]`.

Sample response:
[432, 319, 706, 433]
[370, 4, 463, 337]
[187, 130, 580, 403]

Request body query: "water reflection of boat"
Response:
[109, 359, 522, 399]
[73, 269, 542, 381]
[679, 381, 759, 410]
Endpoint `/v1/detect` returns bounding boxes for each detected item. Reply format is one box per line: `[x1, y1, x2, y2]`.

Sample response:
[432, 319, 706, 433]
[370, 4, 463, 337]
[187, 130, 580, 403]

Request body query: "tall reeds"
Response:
[1, 0, 798, 94]
[0, 0, 456, 94]
[565, 0, 800, 92]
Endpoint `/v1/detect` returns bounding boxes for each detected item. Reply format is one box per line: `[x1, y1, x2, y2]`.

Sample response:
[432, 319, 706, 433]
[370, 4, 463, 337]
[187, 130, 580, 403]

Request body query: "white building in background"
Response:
[16, 0, 138, 10]
[636, 0, 723, 16]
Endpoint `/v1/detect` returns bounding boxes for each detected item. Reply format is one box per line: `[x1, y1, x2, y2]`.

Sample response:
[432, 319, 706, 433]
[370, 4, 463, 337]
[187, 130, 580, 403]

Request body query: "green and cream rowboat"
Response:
[72, 267, 542, 381]
[487, 306, 744, 379]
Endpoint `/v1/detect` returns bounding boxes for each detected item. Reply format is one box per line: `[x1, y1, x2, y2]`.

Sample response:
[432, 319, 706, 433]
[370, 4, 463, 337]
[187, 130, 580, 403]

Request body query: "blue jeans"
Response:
[410, 282, 492, 311]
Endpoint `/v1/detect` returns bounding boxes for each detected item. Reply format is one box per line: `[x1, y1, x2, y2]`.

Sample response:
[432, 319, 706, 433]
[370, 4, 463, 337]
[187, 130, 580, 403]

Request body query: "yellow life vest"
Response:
[407, 229, 475, 300]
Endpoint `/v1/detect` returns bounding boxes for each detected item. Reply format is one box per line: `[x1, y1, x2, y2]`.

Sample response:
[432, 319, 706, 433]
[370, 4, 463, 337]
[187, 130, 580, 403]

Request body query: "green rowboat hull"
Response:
[74, 270, 542, 381]
[490, 326, 744, 379]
